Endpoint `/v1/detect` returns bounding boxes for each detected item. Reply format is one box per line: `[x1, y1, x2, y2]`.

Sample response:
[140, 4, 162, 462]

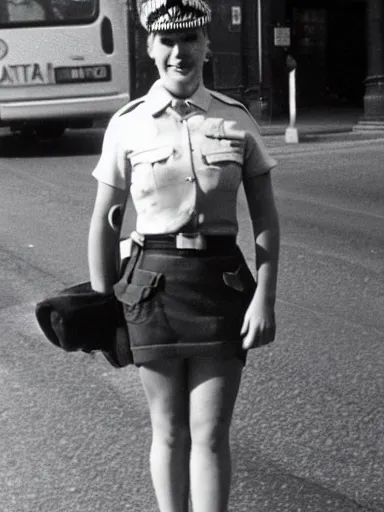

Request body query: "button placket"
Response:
[181, 117, 200, 230]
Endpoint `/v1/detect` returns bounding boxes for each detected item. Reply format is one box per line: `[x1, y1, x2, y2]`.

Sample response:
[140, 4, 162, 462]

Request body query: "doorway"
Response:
[326, 1, 367, 106]
[289, 0, 366, 107]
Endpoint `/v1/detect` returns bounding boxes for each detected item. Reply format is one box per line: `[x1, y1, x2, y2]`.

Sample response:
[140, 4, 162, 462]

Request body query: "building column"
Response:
[363, 0, 384, 121]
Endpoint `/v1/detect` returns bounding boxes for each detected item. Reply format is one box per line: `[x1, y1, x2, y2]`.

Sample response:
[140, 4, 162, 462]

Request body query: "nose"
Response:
[172, 42, 188, 59]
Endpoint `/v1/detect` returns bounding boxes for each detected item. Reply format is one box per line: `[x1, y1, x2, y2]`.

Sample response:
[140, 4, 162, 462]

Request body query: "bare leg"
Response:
[188, 356, 243, 512]
[140, 358, 190, 512]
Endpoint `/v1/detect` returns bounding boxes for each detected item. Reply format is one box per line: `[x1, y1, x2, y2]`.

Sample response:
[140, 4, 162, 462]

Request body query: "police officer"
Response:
[88, 1, 280, 510]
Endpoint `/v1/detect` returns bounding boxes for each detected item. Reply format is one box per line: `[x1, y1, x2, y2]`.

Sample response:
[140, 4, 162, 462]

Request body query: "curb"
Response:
[259, 126, 353, 137]
[261, 127, 384, 148]
[266, 135, 384, 155]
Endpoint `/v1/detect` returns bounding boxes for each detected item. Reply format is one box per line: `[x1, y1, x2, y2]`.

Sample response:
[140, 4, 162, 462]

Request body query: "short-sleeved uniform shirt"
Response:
[93, 80, 277, 235]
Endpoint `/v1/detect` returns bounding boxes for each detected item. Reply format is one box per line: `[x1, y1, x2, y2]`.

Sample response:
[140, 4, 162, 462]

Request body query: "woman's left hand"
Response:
[240, 294, 276, 350]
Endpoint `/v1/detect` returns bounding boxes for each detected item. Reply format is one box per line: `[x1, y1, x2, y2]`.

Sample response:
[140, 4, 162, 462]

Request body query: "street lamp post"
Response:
[257, 0, 262, 86]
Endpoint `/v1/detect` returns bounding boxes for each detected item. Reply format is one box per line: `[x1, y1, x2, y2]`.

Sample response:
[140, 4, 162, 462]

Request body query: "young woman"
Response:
[88, 1, 280, 511]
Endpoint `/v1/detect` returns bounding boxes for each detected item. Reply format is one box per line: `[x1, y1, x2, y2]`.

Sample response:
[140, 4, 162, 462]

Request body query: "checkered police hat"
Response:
[139, 0, 212, 32]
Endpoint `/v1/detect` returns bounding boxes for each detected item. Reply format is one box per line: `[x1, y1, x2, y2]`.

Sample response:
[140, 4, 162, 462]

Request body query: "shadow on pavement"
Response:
[231, 444, 377, 512]
[0, 129, 104, 158]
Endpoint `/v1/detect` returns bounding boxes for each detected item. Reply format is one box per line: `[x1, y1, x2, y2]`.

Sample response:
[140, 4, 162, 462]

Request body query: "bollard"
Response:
[285, 67, 299, 143]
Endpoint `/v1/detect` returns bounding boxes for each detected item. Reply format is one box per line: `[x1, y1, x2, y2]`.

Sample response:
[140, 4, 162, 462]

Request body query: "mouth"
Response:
[168, 63, 193, 75]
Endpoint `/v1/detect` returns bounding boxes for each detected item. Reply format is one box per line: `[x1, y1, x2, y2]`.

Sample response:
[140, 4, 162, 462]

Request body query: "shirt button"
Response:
[173, 147, 182, 160]
[185, 176, 196, 183]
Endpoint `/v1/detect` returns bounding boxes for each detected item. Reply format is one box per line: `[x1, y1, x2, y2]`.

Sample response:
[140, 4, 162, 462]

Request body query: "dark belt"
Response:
[143, 233, 237, 253]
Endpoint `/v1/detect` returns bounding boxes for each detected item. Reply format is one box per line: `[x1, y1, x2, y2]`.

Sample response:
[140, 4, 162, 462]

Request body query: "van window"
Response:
[0, 0, 98, 27]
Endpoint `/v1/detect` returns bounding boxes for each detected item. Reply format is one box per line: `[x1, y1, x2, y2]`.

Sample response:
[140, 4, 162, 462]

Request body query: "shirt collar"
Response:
[145, 80, 212, 116]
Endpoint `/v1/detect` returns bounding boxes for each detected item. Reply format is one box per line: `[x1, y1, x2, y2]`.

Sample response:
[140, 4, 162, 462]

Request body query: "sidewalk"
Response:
[256, 106, 384, 145]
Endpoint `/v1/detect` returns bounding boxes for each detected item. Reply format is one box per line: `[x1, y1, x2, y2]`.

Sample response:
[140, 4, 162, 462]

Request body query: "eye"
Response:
[184, 34, 198, 43]
[160, 37, 174, 47]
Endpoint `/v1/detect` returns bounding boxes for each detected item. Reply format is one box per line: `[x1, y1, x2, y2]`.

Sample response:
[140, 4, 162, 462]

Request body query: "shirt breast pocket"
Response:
[201, 140, 244, 167]
[129, 146, 174, 191]
[200, 140, 244, 190]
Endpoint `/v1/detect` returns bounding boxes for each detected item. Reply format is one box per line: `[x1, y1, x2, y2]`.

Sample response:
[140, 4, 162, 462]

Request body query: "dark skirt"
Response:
[114, 243, 256, 366]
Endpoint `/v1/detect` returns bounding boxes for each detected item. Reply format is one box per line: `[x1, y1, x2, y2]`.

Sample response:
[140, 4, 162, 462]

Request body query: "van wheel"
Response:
[19, 126, 36, 139]
[35, 123, 66, 141]
[18, 126, 37, 145]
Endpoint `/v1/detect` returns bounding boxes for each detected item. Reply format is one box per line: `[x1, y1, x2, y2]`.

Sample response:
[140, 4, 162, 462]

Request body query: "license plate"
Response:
[0, 63, 52, 86]
[54, 65, 111, 84]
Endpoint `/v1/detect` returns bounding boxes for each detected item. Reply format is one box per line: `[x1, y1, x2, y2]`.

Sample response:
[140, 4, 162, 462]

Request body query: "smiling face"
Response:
[148, 28, 208, 98]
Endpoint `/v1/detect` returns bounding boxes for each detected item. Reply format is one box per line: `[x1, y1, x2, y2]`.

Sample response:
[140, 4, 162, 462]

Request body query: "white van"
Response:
[0, 0, 130, 138]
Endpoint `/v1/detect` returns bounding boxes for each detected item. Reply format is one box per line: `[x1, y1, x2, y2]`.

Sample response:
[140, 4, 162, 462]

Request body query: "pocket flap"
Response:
[118, 284, 152, 306]
[129, 146, 174, 166]
[223, 265, 256, 293]
[201, 140, 244, 165]
[114, 269, 163, 306]
[204, 151, 243, 165]
[131, 269, 163, 287]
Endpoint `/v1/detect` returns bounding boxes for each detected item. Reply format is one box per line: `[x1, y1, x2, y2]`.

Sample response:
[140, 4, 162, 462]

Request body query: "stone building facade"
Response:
[130, 0, 384, 122]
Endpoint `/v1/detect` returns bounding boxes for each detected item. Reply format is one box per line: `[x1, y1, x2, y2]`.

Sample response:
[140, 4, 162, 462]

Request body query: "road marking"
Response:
[277, 295, 384, 336]
[269, 137, 384, 157]
[280, 239, 382, 273]
[0, 157, 95, 192]
[275, 189, 384, 220]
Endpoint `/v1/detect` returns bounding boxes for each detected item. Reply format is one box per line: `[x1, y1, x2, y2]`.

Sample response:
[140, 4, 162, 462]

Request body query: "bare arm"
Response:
[88, 182, 128, 294]
[245, 172, 280, 304]
[241, 172, 280, 348]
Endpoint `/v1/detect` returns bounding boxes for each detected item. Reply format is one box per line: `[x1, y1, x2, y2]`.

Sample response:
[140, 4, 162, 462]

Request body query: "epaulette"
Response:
[112, 96, 147, 119]
[209, 89, 261, 131]
[209, 90, 249, 113]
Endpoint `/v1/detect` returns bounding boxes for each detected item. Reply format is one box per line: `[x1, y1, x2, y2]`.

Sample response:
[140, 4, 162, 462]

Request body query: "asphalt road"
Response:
[0, 131, 383, 512]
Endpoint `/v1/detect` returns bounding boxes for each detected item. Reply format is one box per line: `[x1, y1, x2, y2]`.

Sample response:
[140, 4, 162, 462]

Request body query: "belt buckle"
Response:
[120, 237, 132, 259]
[176, 232, 207, 251]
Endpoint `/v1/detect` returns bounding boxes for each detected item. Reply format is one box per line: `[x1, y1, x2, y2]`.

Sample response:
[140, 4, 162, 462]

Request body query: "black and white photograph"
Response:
[0, 1, 383, 511]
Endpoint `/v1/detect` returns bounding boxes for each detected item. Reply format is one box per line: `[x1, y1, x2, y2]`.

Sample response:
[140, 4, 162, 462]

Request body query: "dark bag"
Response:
[35, 281, 133, 368]
[35, 242, 143, 368]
